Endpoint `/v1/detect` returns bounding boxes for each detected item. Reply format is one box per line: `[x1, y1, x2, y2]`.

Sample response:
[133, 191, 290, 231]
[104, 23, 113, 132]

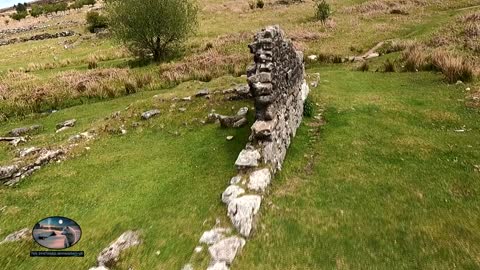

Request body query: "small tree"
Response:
[106, 0, 198, 61]
[315, 0, 330, 24]
[30, 5, 44, 17]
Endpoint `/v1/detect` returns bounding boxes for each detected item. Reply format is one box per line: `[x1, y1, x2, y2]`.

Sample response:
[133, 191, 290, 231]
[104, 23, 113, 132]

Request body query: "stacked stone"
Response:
[188, 26, 309, 270]
[247, 25, 308, 172]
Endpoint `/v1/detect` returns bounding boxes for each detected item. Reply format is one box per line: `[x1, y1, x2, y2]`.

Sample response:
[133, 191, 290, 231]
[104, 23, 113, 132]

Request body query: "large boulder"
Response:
[247, 168, 271, 192]
[235, 149, 260, 169]
[227, 195, 261, 237]
[96, 231, 141, 267]
[0, 228, 30, 244]
[208, 236, 245, 265]
[0, 165, 19, 181]
[221, 185, 245, 204]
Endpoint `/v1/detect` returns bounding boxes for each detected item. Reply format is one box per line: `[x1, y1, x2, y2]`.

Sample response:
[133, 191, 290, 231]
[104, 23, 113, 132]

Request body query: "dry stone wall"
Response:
[187, 25, 310, 270]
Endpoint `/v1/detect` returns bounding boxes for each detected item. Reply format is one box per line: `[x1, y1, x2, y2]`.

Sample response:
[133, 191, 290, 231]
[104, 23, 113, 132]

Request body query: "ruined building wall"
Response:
[247, 25, 309, 172]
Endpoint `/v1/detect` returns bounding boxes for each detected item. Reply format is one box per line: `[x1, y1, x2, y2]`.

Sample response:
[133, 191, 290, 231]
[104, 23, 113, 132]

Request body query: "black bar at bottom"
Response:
[30, 251, 84, 257]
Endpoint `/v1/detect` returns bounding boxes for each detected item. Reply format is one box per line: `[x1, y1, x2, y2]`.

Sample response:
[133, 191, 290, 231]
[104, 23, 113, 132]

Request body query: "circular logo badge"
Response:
[32, 216, 82, 249]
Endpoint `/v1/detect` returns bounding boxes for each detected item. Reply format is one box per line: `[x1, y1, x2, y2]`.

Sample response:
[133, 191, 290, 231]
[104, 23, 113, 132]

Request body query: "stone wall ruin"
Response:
[190, 25, 310, 270]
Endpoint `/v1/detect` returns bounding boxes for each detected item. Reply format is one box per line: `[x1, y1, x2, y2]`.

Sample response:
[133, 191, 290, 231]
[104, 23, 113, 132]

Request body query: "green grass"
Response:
[234, 66, 480, 269]
[0, 75, 253, 269]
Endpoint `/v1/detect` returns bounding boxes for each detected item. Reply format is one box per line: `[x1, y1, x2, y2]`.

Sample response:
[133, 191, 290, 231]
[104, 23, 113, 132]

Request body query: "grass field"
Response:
[1, 0, 479, 269]
[235, 66, 480, 269]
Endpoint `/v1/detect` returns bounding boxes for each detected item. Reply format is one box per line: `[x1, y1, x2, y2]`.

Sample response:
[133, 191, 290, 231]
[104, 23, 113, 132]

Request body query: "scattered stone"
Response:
[96, 231, 141, 268]
[307, 55, 317, 61]
[226, 136, 234, 141]
[236, 107, 249, 117]
[0, 228, 30, 244]
[194, 246, 203, 253]
[141, 109, 160, 120]
[207, 262, 229, 270]
[196, 89, 210, 97]
[88, 266, 109, 270]
[206, 113, 219, 124]
[219, 115, 247, 128]
[200, 228, 230, 245]
[35, 149, 64, 166]
[248, 168, 271, 192]
[0, 165, 19, 181]
[230, 175, 242, 185]
[182, 264, 194, 270]
[56, 119, 76, 130]
[0, 136, 27, 146]
[182, 96, 192, 101]
[55, 126, 71, 133]
[235, 149, 261, 169]
[221, 185, 245, 204]
[68, 131, 95, 143]
[208, 236, 245, 265]
[7, 125, 42, 137]
[466, 87, 471, 91]
[365, 52, 380, 59]
[17, 147, 40, 158]
[456, 80, 464, 85]
[179, 107, 187, 112]
[227, 195, 261, 237]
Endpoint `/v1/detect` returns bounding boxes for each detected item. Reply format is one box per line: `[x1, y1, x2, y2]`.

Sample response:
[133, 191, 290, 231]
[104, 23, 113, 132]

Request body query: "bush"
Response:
[431, 50, 474, 83]
[124, 81, 137, 95]
[402, 45, 429, 72]
[106, 0, 198, 61]
[10, 11, 27, 21]
[86, 11, 108, 33]
[256, 0, 264, 8]
[29, 5, 43, 17]
[303, 97, 315, 117]
[383, 59, 395, 72]
[315, 0, 330, 24]
[248, 1, 255, 9]
[358, 61, 369, 72]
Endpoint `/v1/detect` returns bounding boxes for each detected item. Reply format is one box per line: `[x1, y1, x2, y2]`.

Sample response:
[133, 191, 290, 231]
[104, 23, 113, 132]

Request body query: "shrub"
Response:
[402, 45, 429, 72]
[303, 97, 315, 117]
[30, 5, 44, 17]
[87, 59, 98, 69]
[124, 81, 137, 95]
[383, 59, 395, 72]
[10, 11, 28, 21]
[4, 19, 9, 25]
[358, 61, 369, 72]
[315, 0, 330, 24]
[431, 50, 474, 83]
[256, 0, 265, 8]
[248, 1, 256, 9]
[106, 0, 198, 61]
[86, 11, 108, 33]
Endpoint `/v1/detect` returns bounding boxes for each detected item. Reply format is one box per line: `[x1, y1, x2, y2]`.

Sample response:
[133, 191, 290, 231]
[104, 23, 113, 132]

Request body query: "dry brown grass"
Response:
[343, 0, 435, 15]
[0, 68, 135, 116]
[402, 45, 475, 83]
[431, 50, 475, 83]
[159, 49, 250, 84]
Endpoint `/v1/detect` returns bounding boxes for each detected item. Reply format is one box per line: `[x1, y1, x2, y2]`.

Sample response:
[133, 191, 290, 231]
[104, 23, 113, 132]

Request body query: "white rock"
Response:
[221, 185, 245, 204]
[194, 246, 203, 253]
[230, 175, 242, 185]
[181, 264, 194, 270]
[236, 107, 248, 117]
[200, 228, 230, 245]
[208, 236, 245, 264]
[365, 52, 380, 59]
[235, 149, 260, 168]
[307, 55, 317, 60]
[301, 80, 310, 102]
[227, 195, 261, 237]
[97, 231, 141, 267]
[0, 228, 30, 244]
[226, 136, 234, 141]
[247, 168, 271, 192]
[55, 126, 71, 133]
[207, 262, 229, 270]
[88, 266, 109, 270]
